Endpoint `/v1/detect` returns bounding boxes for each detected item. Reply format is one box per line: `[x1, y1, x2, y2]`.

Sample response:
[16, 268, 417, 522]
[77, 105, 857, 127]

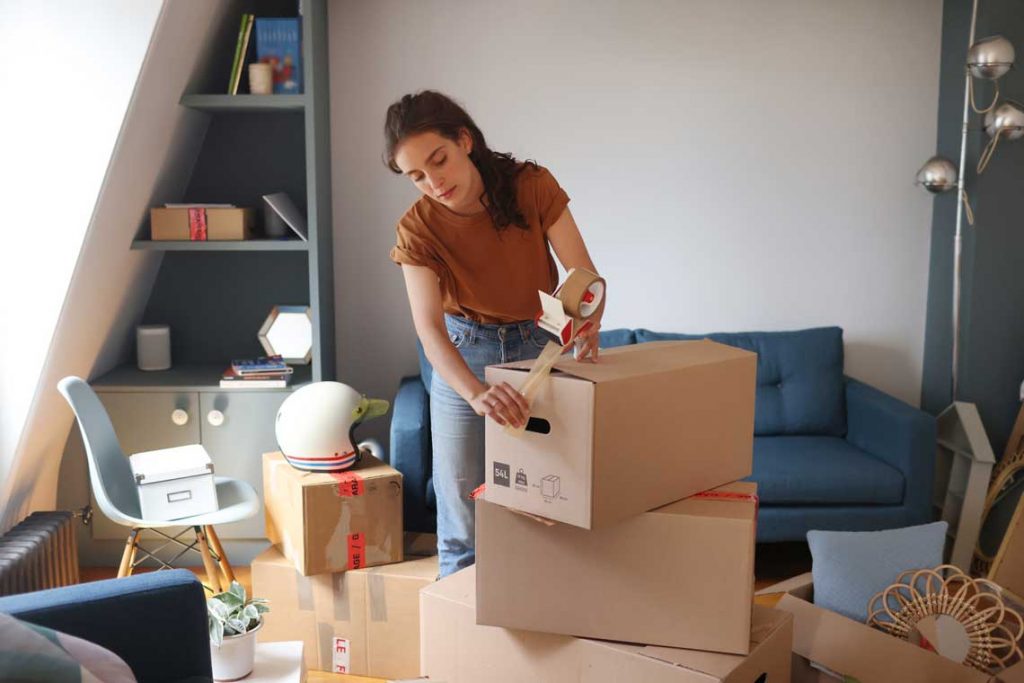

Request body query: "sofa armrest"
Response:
[390, 374, 435, 533]
[845, 377, 937, 524]
[0, 568, 211, 682]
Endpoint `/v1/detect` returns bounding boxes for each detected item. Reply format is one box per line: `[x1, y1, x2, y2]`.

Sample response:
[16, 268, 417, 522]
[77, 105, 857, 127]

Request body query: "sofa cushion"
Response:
[807, 521, 947, 623]
[635, 327, 846, 436]
[749, 436, 904, 505]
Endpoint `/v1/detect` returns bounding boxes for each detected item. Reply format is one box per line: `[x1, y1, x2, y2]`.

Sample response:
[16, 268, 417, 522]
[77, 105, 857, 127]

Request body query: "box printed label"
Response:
[332, 636, 351, 673]
[493, 461, 510, 487]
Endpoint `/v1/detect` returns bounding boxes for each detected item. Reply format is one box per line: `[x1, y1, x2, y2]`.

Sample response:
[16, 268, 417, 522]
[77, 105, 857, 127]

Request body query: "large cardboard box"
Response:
[253, 545, 438, 678]
[421, 565, 791, 683]
[476, 481, 757, 654]
[484, 339, 756, 529]
[763, 573, 1024, 682]
[263, 451, 403, 575]
[150, 207, 255, 240]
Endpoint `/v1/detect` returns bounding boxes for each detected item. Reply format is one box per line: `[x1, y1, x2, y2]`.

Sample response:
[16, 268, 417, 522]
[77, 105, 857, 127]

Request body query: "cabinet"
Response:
[73, 0, 334, 553]
[87, 376, 291, 541]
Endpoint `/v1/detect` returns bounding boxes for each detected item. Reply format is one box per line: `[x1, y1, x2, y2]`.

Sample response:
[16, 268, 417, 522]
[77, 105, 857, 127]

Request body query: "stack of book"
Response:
[221, 356, 293, 389]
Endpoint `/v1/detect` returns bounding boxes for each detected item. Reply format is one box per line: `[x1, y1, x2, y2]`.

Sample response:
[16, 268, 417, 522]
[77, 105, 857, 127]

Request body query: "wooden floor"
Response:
[82, 542, 811, 682]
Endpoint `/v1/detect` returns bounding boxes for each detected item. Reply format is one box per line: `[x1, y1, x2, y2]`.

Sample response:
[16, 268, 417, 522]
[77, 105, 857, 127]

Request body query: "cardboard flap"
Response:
[492, 340, 755, 384]
[776, 594, 992, 683]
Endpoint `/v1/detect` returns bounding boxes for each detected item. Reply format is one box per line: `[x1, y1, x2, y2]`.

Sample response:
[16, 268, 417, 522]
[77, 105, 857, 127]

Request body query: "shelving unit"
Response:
[933, 401, 996, 570]
[78, 0, 335, 559]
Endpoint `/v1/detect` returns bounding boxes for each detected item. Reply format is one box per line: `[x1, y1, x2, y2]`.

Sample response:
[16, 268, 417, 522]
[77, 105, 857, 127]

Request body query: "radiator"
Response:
[0, 511, 80, 597]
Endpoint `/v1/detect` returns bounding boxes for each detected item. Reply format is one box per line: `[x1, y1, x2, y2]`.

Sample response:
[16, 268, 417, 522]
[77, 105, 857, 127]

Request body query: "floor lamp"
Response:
[914, 0, 1022, 573]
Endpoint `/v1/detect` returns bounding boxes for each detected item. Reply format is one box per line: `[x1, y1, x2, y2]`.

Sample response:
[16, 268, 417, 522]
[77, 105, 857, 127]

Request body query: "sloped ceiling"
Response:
[0, 1, 238, 529]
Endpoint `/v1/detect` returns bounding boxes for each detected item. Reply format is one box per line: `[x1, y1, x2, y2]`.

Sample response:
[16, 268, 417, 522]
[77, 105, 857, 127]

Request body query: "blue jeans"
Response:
[431, 314, 547, 577]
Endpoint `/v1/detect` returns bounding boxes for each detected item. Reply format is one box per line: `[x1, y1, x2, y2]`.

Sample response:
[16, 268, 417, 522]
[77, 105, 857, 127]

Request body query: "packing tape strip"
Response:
[347, 532, 366, 570]
[330, 471, 365, 497]
[367, 571, 388, 622]
[693, 489, 760, 521]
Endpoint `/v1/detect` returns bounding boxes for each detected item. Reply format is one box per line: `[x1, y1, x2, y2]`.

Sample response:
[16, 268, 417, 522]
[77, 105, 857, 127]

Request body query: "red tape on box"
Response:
[469, 483, 486, 501]
[347, 532, 365, 569]
[693, 489, 760, 518]
[330, 471, 364, 497]
[187, 207, 207, 241]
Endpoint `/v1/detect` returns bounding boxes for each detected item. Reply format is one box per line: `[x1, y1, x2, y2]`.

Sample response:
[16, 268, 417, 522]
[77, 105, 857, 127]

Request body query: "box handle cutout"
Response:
[167, 490, 193, 503]
[753, 674, 767, 683]
[525, 417, 551, 434]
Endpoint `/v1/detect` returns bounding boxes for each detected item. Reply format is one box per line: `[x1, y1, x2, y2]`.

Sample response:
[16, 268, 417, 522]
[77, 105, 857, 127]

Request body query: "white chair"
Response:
[58, 376, 260, 592]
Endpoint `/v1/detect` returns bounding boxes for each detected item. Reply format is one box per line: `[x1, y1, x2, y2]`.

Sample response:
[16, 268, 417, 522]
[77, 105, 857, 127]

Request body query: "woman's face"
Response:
[394, 129, 483, 214]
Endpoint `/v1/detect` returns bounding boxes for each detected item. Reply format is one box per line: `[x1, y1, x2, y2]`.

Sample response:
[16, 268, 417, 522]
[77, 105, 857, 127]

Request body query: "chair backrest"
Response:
[57, 377, 141, 522]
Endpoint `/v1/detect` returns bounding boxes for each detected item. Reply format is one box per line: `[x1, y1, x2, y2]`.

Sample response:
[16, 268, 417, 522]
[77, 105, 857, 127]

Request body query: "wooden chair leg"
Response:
[205, 525, 236, 586]
[194, 526, 222, 593]
[118, 529, 138, 578]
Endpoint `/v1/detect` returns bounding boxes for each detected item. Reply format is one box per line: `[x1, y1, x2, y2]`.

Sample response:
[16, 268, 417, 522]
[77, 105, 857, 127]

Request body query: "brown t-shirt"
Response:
[390, 164, 570, 324]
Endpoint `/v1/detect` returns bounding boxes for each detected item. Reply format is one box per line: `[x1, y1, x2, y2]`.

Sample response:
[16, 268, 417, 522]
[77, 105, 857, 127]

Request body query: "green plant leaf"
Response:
[229, 581, 247, 603]
[210, 618, 224, 646]
[254, 602, 271, 614]
[207, 599, 229, 621]
[226, 617, 247, 634]
[243, 604, 259, 624]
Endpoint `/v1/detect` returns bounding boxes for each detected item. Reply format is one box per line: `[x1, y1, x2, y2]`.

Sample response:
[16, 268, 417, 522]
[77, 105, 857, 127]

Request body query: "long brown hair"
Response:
[384, 90, 536, 231]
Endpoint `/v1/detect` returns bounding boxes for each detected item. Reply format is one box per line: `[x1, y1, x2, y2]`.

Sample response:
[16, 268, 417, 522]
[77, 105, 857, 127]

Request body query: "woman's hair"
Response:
[384, 90, 536, 231]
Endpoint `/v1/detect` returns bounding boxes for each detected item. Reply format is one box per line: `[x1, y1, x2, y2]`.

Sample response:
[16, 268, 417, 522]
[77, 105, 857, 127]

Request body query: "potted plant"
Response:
[207, 581, 270, 681]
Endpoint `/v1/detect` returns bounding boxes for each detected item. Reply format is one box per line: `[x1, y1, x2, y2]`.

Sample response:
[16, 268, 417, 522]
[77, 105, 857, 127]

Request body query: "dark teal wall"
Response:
[922, 0, 1024, 458]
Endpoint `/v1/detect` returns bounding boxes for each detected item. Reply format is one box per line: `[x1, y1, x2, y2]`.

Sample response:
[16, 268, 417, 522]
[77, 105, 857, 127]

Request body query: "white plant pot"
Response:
[210, 620, 262, 681]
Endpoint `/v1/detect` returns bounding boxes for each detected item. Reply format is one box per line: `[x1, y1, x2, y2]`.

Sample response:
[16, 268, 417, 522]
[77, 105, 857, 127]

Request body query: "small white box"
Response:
[129, 444, 219, 520]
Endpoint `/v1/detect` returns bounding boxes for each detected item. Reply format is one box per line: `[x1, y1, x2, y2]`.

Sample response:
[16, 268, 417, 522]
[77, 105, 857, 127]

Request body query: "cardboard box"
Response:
[253, 545, 438, 678]
[763, 573, 1024, 682]
[484, 339, 756, 529]
[150, 207, 255, 240]
[476, 481, 757, 654]
[263, 451, 403, 575]
[421, 565, 791, 683]
[129, 444, 218, 520]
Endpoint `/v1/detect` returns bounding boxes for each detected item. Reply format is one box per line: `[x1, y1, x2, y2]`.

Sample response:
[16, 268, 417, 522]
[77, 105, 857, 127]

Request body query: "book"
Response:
[163, 203, 236, 209]
[254, 17, 302, 94]
[261, 192, 308, 240]
[231, 355, 290, 375]
[220, 368, 289, 389]
[228, 13, 255, 95]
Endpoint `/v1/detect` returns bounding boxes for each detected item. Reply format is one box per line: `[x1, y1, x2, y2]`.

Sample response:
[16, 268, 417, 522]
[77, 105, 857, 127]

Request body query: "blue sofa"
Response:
[390, 327, 937, 542]
[0, 569, 212, 682]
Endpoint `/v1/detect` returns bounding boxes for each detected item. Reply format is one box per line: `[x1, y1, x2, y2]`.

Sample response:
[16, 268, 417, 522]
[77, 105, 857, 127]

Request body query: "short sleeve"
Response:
[390, 214, 445, 280]
[535, 167, 570, 233]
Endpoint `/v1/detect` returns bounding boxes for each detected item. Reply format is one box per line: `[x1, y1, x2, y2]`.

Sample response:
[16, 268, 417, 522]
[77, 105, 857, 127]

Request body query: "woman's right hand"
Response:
[469, 382, 530, 428]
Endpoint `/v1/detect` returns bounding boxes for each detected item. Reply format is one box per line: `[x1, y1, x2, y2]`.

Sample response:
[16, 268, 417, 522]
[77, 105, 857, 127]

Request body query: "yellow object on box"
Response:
[252, 545, 438, 679]
[149, 207, 255, 241]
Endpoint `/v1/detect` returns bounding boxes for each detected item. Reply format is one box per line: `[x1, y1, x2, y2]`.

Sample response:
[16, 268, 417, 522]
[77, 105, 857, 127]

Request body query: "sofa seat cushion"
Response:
[749, 436, 904, 505]
[634, 327, 846, 436]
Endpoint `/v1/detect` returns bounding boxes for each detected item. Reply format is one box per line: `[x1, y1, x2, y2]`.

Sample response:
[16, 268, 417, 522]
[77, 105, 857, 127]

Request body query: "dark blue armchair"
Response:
[0, 569, 212, 682]
[390, 327, 937, 541]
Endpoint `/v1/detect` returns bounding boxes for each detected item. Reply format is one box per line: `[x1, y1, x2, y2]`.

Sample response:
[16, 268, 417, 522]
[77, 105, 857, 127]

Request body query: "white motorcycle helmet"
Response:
[275, 381, 390, 472]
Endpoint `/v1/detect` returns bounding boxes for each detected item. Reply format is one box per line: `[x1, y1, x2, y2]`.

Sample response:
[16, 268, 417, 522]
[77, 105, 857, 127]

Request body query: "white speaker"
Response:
[137, 324, 172, 371]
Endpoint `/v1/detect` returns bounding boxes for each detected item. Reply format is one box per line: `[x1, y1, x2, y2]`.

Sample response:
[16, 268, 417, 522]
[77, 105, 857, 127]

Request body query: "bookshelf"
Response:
[82, 0, 335, 556]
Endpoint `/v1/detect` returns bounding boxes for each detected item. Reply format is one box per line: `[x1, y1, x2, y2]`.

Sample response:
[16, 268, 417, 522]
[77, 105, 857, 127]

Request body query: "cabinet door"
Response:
[199, 391, 287, 539]
[90, 391, 200, 540]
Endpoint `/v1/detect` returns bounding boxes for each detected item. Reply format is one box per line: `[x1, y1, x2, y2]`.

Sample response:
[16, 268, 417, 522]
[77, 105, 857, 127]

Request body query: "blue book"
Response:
[254, 17, 302, 94]
[231, 355, 290, 375]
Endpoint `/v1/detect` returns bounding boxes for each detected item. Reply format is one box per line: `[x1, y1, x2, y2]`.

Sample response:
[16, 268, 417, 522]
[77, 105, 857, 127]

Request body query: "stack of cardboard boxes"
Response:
[421, 340, 796, 682]
[252, 450, 439, 679]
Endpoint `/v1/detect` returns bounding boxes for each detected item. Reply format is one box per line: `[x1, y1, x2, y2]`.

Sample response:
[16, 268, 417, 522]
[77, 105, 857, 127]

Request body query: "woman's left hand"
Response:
[573, 320, 601, 362]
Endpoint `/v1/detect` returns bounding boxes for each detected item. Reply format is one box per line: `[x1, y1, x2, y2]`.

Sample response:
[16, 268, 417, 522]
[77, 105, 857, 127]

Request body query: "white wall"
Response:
[329, 0, 942, 419]
[0, 1, 162, 526]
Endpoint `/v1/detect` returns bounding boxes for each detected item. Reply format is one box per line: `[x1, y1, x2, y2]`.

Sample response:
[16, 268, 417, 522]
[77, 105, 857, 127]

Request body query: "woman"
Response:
[385, 90, 602, 577]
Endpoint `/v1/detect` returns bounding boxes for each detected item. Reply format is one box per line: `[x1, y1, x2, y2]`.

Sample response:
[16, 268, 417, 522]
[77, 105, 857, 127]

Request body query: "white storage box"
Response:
[129, 444, 219, 520]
